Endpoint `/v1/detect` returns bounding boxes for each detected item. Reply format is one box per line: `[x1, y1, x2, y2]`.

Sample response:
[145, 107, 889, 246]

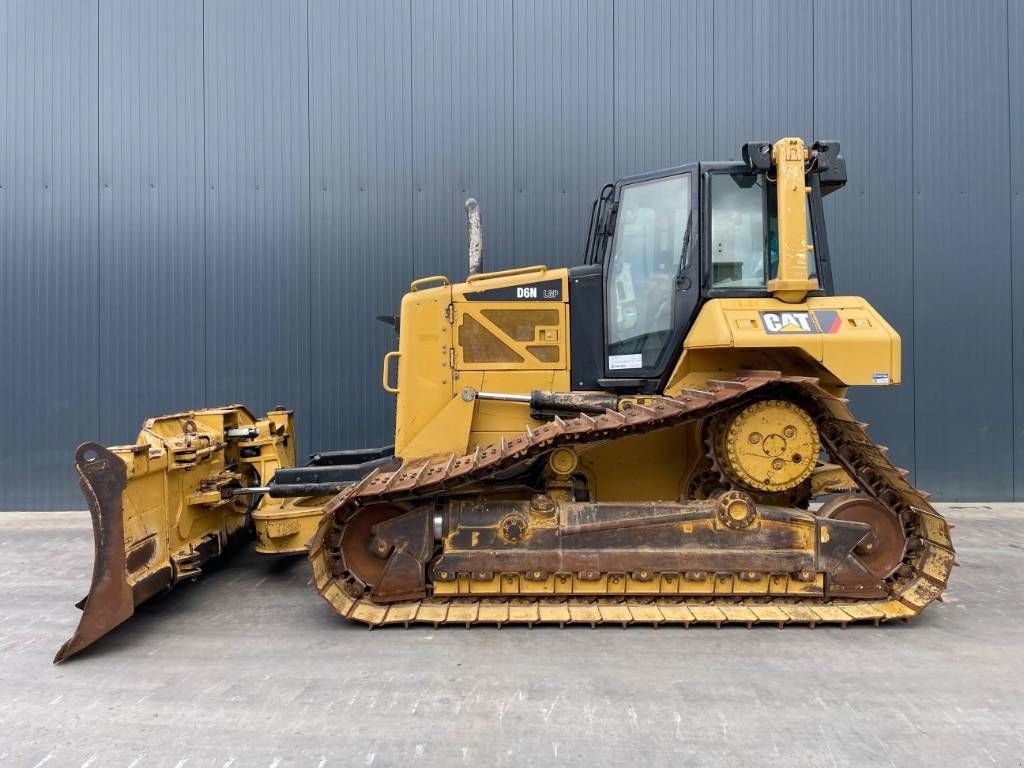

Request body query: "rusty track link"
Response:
[309, 372, 954, 628]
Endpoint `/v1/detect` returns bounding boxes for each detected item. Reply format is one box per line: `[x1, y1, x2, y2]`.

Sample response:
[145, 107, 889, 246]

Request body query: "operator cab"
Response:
[570, 140, 846, 393]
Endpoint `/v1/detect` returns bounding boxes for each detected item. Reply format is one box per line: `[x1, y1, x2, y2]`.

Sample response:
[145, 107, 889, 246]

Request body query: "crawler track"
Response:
[309, 372, 954, 627]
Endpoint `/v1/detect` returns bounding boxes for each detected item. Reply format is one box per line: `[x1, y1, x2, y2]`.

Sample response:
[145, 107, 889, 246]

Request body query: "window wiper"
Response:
[677, 212, 693, 276]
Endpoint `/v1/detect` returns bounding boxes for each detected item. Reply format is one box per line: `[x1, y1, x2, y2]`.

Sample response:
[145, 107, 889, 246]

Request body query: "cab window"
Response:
[709, 172, 816, 289]
[709, 173, 766, 288]
[606, 174, 691, 370]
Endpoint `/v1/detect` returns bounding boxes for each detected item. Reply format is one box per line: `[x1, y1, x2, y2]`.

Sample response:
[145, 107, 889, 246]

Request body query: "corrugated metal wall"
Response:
[1, 0, 1021, 508]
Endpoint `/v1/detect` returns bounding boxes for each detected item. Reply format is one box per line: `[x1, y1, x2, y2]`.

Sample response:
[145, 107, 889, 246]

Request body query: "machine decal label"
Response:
[608, 353, 643, 370]
[463, 278, 563, 302]
[760, 311, 816, 334]
[813, 310, 842, 334]
[872, 372, 891, 385]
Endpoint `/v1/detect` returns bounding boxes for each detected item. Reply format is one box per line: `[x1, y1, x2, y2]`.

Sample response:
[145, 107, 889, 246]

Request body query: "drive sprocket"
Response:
[710, 399, 819, 493]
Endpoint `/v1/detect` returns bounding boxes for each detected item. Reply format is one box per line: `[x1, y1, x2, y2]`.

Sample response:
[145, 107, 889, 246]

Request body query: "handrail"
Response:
[410, 275, 450, 292]
[466, 265, 548, 284]
[381, 351, 401, 394]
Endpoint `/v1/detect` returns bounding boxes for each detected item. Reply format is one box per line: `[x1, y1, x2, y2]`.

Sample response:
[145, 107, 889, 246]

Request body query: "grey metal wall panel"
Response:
[97, 0, 205, 445]
[203, 0, 312, 458]
[307, 0, 412, 452]
[411, 0, 514, 279]
[912, 0, 1012, 499]
[711, 0, 812, 159]
[3, 0, 1024, 508]
[513, 0, 614, 266]
[1012, 0, 1024, 499]
[0, 1, 99, 509]
[614, 0, 713, 176]
[813, 0, 916, 475]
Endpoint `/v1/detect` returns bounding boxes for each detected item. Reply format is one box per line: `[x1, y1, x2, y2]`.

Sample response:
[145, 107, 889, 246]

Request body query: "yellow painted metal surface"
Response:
[451, 265, 563, 300]
[398, 393, 476, 459]
[453, 303, 566, 370]
[714, 400, 820, 492]
[467, 371, 569, 437]
[667, 296, 900, 392]
[390, 267, 571, 461]
[252, 495, 331, 554]
[767, 137, 820, 302]
[110, 407, 299, 585]
[391, 280, 454, 456]
[431, 569, 827, 598]
[576, 424, 700, 502]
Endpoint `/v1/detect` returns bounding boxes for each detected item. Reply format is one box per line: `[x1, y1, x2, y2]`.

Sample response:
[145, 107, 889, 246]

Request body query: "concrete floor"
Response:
[0, 506, 1021, 768]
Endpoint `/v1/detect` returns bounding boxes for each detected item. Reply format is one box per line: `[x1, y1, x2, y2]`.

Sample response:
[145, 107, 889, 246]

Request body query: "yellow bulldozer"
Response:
[55, 138, 954, 662]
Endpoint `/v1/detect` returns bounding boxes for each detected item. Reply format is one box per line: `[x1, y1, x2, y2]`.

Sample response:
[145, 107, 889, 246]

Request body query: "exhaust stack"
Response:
[465, 197, 484, 275]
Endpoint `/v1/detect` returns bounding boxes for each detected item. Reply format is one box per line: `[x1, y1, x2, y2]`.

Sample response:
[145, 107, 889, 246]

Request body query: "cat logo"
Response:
[516, 287, 538, 299]
[760, 311, 816, 334]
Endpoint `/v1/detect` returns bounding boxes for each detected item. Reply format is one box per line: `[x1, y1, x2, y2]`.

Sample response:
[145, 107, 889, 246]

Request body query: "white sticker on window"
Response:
[608, 353, 644, 371]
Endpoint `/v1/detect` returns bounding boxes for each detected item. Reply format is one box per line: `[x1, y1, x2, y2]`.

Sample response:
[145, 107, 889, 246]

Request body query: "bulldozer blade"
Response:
[54, 443, 166, 663]
[54, 406, 296, 663]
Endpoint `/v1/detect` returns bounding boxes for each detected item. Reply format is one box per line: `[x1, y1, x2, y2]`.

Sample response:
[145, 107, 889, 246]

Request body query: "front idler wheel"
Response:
[821, 494, 907, 579]
[339, 503, 407, 591]
[337, 503, 434, 603]
[820, 494, 907, 596]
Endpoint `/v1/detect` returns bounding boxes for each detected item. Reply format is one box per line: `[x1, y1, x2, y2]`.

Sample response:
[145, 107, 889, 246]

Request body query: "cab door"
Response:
[601, 167, 699, 389]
